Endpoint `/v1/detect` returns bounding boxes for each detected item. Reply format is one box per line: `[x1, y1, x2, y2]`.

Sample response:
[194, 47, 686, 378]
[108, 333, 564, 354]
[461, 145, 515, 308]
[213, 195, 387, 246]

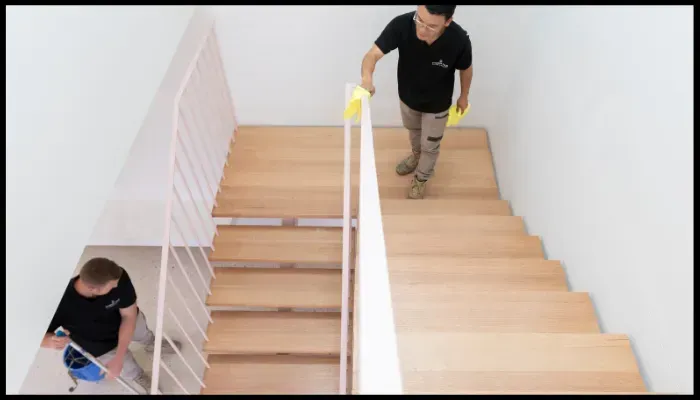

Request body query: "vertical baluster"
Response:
[179, 92, 221, 202]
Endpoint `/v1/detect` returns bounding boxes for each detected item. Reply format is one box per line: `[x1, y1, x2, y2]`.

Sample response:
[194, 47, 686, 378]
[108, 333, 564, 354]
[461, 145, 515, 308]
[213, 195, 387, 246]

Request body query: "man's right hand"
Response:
[41, 330, 71, 350]
[360, 80, 375, 97]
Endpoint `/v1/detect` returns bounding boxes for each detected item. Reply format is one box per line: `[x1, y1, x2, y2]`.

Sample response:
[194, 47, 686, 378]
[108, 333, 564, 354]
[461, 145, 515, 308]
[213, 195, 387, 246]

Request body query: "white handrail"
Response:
[351, 83, 403, 394]
[339, 83, 353, 394]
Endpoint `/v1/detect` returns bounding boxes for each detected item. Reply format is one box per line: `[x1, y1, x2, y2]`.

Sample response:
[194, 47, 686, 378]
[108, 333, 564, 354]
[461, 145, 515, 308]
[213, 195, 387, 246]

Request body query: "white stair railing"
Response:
[339, 84, 353, 394]
[150, 21, 237, 395]
[341, 83, 403, 394]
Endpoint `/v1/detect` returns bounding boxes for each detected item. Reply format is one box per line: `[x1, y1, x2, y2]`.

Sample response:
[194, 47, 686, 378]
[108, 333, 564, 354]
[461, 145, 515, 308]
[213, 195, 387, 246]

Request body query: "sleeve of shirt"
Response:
[47, 285, 69, 333]
[455, 34, 473, 70]
[118, 270, 137, 309]
[374, 15, 404, 55]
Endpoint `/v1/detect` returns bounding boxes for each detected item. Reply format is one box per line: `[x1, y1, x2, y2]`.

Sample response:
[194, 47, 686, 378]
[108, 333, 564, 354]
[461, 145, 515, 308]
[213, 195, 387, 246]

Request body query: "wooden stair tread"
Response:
[387, 257, 569, 292]
[215, 126, 493, 216]
[202, 355, 339, 394]
[210, 226, 342, 264]
[402, 373, 648, 394]
[205, 311, 340, 355]
[385, 234, 544, 259]
[232, 126, 352, 149]
[383, 215, 526, 235]
[381, 198, 512, 216]
[228, 127, 490, 154]
[206, 268, 343, 309]
[221, 162, 349, 186]
[214, 187, 357, 219]
[400, 333, 641, 368]
[216, 126, 359, 218]
[392, 291, 599, 333]
[398, 333, 645, 393]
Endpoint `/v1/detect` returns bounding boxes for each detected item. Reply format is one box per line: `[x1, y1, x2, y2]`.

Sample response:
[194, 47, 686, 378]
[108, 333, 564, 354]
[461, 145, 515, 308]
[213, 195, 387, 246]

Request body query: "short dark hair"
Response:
[79, 258, 123, 286]
[425, 5, 456, 20]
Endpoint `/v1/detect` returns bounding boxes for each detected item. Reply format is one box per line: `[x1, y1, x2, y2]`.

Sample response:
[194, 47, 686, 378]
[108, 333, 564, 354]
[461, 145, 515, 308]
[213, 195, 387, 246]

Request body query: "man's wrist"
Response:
[114, 349, 127, 361]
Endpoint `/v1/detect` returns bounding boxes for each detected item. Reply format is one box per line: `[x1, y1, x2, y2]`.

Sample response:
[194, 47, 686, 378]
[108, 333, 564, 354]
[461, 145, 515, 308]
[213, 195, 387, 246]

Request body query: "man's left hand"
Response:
[103, 356, 124, 380]
[457, 95, 469, 114]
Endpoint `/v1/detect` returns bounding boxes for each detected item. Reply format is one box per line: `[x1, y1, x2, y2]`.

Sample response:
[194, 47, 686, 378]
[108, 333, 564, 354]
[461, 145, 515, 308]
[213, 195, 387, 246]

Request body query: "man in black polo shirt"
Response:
[360, 5, 473, 199]
[42, 257, 179, 393]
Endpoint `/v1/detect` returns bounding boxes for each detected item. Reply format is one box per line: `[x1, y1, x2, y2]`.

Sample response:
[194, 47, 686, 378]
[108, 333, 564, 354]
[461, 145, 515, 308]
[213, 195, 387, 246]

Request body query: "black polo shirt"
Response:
[375, 12, 472, 113]
[46, 269, 137, 357]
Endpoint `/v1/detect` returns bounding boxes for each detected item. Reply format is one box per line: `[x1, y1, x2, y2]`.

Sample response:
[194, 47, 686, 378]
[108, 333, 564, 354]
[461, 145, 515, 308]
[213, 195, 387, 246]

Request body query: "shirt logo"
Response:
[431, 59, 448, 69]
[105, 299, 120, 309]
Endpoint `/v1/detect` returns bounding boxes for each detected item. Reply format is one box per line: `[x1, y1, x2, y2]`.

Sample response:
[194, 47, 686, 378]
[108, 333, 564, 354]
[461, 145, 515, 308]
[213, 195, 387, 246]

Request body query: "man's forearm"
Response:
[459, 66, 473, 98]
[361, 52, 378, 84]
[115, 316, 137, 359]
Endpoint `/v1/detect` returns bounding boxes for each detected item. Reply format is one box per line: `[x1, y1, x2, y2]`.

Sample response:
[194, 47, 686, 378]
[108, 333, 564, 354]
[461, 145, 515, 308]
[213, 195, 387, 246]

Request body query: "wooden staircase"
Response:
[200, 127, 353, 394]
[374, 127, 647, 394]
[198, 126, 646, 394]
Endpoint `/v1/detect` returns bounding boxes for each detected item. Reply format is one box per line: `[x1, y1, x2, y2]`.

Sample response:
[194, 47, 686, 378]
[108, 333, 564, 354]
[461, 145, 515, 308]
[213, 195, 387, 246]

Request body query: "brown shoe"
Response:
[133, 372, 158, 394]
[396, 152, 420, 176]
[408, 176, 427, 199]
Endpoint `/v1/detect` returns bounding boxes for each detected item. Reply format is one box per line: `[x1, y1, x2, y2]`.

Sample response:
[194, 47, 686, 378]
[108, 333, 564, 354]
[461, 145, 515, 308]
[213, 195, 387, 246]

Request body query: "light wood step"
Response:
[231, 126, 353, 150]
[205, 311, 340, 356]
[210, 226, 342, 264]
[385, 235, 544, 259]
[214, 188, 358, 219]
[387, 257, 568, 292]
[383, 215, 526, 236]
[392, 291, 599, 333]
[215, 126, 359, 218]
[226, 127, 487, 157]
[398, 333, 646, 393]
[206, 268, 343, 309]
[202, 355, 339, 394]
[373, 127, 490, 150]
[214, 126, 492, 217]
[381, 198, 512, 216]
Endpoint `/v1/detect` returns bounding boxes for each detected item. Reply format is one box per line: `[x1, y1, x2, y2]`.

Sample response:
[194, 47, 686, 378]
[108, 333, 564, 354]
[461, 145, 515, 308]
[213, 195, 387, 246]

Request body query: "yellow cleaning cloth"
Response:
[446, 103, 471, 127]
[343, 86, 372, 122]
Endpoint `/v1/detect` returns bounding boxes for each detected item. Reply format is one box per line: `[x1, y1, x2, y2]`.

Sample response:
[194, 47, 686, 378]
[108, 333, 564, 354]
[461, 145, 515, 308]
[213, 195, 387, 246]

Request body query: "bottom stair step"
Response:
[202, 355, 339, 394]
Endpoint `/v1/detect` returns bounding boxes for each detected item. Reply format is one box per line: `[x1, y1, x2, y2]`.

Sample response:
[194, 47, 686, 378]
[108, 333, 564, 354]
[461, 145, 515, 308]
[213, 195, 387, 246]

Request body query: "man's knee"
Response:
[403, 122, 421, 131]
[421, 137, 442, 154]
[120, 354, 144, 381]
[97, 351, 143, 381]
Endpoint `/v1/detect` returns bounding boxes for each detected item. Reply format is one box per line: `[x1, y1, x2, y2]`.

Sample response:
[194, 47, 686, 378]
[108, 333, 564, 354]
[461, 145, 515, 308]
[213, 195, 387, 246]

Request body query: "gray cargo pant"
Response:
[96, 310, 154, 380]
[399, 101, 449, 181]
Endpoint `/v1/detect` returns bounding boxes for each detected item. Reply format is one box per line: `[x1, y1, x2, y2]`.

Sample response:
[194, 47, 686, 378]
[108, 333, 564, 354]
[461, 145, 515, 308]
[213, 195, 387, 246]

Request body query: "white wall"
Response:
[87, 7, 220, 247]
[213, 5, 693, 393]
[6, 6, 196, 394]
[214, 5, 407, 126]
[486, 6, 693, 394]
[213, 6, 537, 128]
